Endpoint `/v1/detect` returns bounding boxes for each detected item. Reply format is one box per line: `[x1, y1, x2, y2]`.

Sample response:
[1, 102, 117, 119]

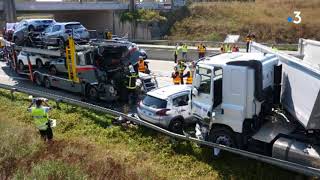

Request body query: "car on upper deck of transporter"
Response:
[41, 22, 90, 46]
[137, 85, 194, 133]
[13, 19, 56, 45]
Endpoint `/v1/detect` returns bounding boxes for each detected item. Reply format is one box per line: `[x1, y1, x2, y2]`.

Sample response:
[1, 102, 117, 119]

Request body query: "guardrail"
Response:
[0, 83, 319, 177]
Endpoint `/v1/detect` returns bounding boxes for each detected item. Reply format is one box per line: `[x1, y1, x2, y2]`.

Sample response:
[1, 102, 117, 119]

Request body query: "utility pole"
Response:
[4, 0, 17, 23]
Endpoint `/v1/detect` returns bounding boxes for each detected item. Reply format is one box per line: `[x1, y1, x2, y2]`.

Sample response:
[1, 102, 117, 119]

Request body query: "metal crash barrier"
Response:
[0, 83, 319, 177]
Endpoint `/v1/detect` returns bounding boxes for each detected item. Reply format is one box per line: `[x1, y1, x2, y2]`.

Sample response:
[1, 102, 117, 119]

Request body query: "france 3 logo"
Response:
[287, 11, 302, 24]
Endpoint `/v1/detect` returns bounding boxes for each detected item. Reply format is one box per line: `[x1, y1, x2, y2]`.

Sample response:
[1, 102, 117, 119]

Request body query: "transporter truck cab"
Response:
[192, 51, 320, 168]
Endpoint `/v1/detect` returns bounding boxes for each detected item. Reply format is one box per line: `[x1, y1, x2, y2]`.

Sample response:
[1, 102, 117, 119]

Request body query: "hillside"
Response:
[0, 89, 299, 179]
[169, 0, 320, 43]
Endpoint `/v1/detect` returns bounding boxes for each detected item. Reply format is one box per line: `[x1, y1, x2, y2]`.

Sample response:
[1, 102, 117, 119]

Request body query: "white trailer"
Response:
[297, 38, 320, 69]
[191, 41, 320, 169]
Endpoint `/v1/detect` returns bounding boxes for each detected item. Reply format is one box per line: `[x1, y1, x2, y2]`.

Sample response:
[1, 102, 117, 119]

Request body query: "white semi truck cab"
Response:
[191, 45, 320, 168]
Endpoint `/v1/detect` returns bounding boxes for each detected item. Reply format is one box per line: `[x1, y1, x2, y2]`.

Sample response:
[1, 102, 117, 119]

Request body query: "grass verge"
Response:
[169, 0, 320, 44]
[0, 89, 300, 179]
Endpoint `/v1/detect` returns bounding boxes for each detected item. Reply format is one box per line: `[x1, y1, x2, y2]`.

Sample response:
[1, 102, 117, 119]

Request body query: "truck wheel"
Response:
[87, 86, 98, 100]
[169, 119, 183, 134]
[49, 66, 57, 75]
[209, 127, 237, 157]
[18, 61, 24, 70]
[36, 59, 43, 69]
[34, 73, 42, 86]
[44, 77, 51, 89]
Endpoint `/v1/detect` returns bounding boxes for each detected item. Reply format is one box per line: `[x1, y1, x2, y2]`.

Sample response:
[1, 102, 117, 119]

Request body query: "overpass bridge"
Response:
[0, 0, 182, 39]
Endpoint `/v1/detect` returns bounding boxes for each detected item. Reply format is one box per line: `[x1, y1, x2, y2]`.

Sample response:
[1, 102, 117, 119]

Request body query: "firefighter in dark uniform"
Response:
[126, 63, 138, 105]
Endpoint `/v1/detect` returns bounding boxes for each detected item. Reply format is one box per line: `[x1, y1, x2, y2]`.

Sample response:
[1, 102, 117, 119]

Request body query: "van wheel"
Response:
[36, 59, 43, 69]
[87, 85, 98, 100]
[44, 77, 51, 89]
[209, 127, 237, 157]
[169, 119, 183, 134]
[34, 73, 42, 86]
[18, 61, 24, 70]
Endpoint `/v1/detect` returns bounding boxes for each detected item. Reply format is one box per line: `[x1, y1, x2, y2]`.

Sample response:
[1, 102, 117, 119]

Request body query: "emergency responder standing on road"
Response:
[197, 43, 206, 58]
[28, 98, 53, 143]
[174, 43, 179, 63]
[176, 60, 187, 84]
[246, 33, 256, 52]
[185, 61, 195, 84]
[172, 67, 180, 85]
[105, 29, 113, 40]
[126, 63, 138, 105]
[138, 56, 149, 74]
[181, 43, 188, 61]
[220, 44, 225, 53]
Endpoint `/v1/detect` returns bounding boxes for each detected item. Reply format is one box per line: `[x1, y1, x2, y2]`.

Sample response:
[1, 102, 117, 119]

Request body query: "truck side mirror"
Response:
[192, 87, 198, 96]
[194, 74, 201, 88]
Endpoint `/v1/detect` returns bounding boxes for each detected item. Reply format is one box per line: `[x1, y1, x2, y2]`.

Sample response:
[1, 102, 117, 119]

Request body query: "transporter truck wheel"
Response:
[87, 85, 99, 100]
[34, 73, 43, 86]
[209, 127, 237, 157]
[44, 77, 51, 89]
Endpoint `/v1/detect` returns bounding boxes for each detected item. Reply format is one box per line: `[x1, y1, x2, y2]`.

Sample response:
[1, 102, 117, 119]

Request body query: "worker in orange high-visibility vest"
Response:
[197, 43, 206, 58]
[138, 56, 146, 73]
[172, 67, 181, 85]
[185, 61, 195, 84]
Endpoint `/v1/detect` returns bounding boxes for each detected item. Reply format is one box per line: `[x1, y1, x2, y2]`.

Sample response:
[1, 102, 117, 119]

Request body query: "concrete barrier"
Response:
[138, 44, 299, 61]
[138, 44, 219, 61]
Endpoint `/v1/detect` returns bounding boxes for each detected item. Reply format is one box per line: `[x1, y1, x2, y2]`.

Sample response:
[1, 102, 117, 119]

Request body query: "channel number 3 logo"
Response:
[293, 11, 302, 24]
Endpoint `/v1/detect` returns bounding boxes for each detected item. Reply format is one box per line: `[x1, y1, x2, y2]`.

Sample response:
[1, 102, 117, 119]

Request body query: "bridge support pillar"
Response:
[4, 0, 17, 23]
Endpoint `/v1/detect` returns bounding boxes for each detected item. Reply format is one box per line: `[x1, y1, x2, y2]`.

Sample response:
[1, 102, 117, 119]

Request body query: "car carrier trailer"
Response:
[0, 37, 158, 101]
[191, 40, 320, 170]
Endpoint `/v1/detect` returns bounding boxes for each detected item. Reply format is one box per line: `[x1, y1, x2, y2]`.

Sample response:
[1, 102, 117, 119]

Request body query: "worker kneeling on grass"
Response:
[28, 97, 54, 143]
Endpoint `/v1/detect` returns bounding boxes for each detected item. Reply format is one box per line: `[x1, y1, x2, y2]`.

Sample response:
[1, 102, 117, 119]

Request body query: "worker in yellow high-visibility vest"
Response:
[28, 98, 53, 142]
[181, 43, 188, 61]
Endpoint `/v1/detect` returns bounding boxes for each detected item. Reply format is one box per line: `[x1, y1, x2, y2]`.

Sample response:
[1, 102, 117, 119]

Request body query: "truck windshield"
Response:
[196, 67, 212, 94]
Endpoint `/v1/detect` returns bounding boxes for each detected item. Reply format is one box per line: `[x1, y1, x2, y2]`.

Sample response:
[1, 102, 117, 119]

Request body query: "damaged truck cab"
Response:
[192, 50, 320, 168]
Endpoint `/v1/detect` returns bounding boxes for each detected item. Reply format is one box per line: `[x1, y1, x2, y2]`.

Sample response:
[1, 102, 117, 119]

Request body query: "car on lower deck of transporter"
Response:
[137, 85, 194, 133]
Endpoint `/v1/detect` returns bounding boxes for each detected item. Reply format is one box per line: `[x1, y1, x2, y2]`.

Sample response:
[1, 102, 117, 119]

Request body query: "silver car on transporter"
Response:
[137, 85, 194, 133]
[42, 22, 89, 46]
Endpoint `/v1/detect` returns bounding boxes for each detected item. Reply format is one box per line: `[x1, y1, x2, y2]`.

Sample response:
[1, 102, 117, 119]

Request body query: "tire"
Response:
[208, 127, 237, 157]
[18, 60, 24, 71]
[168, 119, 184, 134]
[49, 65, 57, 75]
[87, 85, 99, 100]
[44, 77, 51, 89]
[34, 73, 43, 86]
[36, 59, 43, 69]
